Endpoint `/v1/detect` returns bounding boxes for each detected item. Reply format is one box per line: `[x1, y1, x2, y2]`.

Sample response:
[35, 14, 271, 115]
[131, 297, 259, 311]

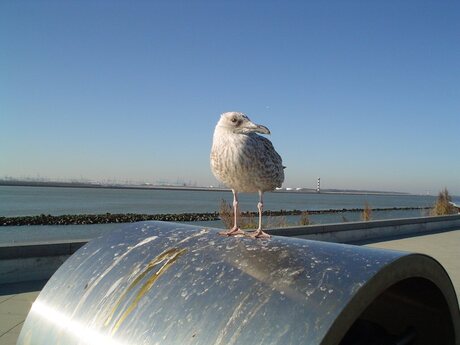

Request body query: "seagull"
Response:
[210, 112, 285, 238]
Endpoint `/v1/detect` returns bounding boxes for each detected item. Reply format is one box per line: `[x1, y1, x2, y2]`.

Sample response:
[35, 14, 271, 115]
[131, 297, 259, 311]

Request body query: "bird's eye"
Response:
[231, 117, 237, 123]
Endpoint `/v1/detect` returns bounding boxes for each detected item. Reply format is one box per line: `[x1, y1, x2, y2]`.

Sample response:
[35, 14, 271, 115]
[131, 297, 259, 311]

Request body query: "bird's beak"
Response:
[244, 121, 271, 135]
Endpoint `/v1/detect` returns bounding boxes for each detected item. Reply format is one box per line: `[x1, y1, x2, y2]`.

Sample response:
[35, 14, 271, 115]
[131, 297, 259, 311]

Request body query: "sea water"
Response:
[0, 185, 438, 216]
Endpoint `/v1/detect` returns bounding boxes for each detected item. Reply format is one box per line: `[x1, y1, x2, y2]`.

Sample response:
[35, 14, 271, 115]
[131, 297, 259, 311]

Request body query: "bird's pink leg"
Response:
[219, 189, 245, 236]
[250, 191, 271, 239]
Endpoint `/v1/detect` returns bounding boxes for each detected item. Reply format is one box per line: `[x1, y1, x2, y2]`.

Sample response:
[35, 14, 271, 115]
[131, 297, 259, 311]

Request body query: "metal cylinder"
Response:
[18, 222, 460, 345]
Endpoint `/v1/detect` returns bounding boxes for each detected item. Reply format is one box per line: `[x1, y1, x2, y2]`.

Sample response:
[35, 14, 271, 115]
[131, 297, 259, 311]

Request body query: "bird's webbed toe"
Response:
[219, 227, 246, 237]
[249, 229, 271, 239]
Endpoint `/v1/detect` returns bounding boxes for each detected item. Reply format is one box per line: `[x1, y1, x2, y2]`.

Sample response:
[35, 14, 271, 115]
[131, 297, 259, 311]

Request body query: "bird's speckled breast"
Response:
[211, 133, 283, 192]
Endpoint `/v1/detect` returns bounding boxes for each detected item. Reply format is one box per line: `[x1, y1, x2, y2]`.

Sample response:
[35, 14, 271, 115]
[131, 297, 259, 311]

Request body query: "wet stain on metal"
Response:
[105, 247, 187, 334]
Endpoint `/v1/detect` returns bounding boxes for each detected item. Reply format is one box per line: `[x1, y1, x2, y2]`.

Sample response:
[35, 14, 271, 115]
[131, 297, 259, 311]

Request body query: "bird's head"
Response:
[217, 112, 270, 135]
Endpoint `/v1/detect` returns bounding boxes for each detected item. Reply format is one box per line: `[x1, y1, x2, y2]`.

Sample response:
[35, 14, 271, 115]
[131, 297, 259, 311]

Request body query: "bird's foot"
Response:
[219, 227, 246, 237]
[248, 229, 271, 239]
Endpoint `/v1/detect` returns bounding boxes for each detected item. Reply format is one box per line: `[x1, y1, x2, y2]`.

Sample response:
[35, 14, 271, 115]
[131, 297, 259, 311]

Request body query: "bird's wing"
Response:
[256, 135, 284, 167]
[249, 134, 285, 187]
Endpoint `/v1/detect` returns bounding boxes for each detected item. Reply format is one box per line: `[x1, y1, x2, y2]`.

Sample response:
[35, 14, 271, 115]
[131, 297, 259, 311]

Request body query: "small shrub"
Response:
[299, 211, 311, 226]
[361, 202, 372, 221]
[219, 199, 234, 228]
[430, 188, 457, 216]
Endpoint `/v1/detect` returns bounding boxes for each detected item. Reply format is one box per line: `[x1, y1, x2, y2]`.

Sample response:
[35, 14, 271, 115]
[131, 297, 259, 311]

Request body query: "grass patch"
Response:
[219, 199, 310, 229]
[218, 199, 258, 229]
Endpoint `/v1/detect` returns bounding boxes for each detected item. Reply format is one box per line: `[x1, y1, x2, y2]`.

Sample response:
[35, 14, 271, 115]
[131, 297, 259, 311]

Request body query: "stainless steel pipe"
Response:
[18, 222, 460, 344]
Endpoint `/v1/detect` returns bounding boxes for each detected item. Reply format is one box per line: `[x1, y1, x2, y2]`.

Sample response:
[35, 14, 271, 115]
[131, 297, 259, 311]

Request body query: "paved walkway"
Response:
[1, 229, 459, 345]
[0, 281, 45, 345]
[366, 229, 460, 301]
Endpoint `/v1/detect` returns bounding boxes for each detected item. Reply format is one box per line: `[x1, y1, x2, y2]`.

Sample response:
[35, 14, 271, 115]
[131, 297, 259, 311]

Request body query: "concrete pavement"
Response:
[0, 281, 45, 345]
[366, 228, 460, 302]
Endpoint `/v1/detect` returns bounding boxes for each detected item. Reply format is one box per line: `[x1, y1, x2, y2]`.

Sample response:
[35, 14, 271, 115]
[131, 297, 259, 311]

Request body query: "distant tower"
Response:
[316, 177, 321, 193]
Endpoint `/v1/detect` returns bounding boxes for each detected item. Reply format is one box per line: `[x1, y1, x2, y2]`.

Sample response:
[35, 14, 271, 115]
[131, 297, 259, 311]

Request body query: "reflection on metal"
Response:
[18, 221, 460, 345]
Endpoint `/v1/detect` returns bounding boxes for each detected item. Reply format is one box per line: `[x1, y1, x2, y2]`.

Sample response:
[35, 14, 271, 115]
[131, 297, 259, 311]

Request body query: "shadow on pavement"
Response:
[0, 280, 48, 296]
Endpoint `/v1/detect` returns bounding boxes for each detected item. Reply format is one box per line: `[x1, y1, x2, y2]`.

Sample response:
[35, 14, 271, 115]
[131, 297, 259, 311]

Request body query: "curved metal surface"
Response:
[18, 222, 460, 345]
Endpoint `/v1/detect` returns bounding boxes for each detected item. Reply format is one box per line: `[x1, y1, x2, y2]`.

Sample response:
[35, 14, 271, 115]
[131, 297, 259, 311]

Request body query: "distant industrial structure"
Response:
[316, 177, 321, 193]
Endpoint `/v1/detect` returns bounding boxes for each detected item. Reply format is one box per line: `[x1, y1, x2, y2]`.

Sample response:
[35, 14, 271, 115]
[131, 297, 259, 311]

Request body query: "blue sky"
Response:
[1, 1, 459, 195]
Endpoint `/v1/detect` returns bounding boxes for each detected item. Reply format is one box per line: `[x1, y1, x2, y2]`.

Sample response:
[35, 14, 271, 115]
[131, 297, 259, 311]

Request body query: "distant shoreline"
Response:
[0, 180, 410, 196]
